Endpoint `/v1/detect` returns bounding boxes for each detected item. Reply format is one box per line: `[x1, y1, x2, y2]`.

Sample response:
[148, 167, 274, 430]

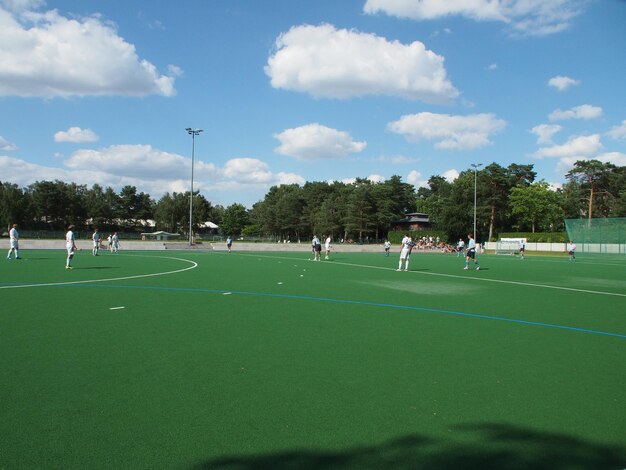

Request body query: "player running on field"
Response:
[567, 240, 576, 261]
[464, 234, 480, 270]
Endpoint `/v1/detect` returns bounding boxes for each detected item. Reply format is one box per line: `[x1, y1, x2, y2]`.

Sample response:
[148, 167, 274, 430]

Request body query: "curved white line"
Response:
[0, 255, 198, 289]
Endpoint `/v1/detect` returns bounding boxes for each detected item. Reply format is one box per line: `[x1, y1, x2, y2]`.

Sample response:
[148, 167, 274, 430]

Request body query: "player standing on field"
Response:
[311, 235, 321, 261]
[92, 228, 100, 256]
[66, 225, 77, 269]
[324, 235, 332, 260]
[397, 234, 413, 271]
[384, 240, 391, 257]
[567, 240, 576, 261]
[7, 224, 20, 260]
[464, 234, 480, 270]
[111, 232, 119, 253]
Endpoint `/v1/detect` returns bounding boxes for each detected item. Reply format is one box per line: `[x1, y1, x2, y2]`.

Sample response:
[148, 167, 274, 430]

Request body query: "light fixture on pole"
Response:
[471, 163, 483, 241]
[186, 128, 203, 247]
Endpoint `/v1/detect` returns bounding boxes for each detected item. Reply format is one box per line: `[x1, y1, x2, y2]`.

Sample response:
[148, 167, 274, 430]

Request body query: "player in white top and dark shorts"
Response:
[567, 240, 576, 261]
[464, 234, 480, 270]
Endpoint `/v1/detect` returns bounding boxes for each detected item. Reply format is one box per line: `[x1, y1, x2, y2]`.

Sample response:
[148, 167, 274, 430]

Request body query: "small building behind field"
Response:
[393, 213, 431, 232]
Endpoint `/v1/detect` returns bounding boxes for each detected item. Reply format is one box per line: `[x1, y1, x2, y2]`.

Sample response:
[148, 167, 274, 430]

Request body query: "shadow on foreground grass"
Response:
[193, 423, 625, 470]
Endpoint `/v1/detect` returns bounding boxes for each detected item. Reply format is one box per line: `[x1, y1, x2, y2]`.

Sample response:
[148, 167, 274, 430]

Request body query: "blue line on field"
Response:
[64, 283, 626, 340]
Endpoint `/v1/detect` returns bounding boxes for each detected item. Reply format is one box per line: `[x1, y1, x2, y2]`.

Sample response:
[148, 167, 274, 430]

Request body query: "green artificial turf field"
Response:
[1, 248, 625, 469]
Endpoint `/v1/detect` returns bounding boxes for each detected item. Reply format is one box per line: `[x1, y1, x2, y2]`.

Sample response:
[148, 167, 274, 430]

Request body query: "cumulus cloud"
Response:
[274, 123, 367, 160]
[265, 23, 459, 103]
[548, 104, 603, 121]
[406, 170, 428, 188]
[388, 112, 506, 150]
[548, 75, 580, 91]
[607, 120, 626, 141]
[0, 135, 18, 151]
[554, 153, 626, 174]
[54, 127, 99, 143]
[534, 134, 602, 159]
[597, 151, 626, 167]
[363, 0, 585, 36]
[442, 168, 459, 182]
[0, 144, 305, 206]
[0, 3, 179, 98]
[530, 124, 562, 144]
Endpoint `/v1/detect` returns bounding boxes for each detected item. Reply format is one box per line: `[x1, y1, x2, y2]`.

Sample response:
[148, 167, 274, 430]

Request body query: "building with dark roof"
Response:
[392, 212, 431, 232]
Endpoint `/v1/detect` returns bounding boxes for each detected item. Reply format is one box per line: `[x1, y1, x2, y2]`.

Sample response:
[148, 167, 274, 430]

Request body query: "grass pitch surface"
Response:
[1, 249, 625, 469]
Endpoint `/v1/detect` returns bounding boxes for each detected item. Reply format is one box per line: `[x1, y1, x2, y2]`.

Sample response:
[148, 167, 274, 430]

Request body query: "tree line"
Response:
[1, 160, 624, 242]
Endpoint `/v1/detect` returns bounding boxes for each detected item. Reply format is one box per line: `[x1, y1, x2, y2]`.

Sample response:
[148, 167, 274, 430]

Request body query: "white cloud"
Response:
[368, 174, 385, 183]
[363, 0, 585, 36]
[406, 170, 428, 188]
[274, 123, 367, 160]
[548, 75, 580, 91]
[486, 63, 497, 70]
[222, 158, 275, 184]
[530, 124, 562, 144]
[597, 151, 626, 167]
[554, 152, 626, 174]
[265, 23, 459, 103]
[548, 104, 603, 121]
[0, 144, 306, 205]
[0, 4, 178, 98]
[388, 112, 506, 150]
[0, 135, 18, 151]
[607, 120, 626, 140]
[442, 169, 459, 182]
[54, 127, 99, 143]
[534, 134, 602, 159]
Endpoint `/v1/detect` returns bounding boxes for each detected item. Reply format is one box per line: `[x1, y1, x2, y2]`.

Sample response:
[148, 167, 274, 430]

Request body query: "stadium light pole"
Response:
[471, 163, 483, 241]
[186, 128, 203, 247]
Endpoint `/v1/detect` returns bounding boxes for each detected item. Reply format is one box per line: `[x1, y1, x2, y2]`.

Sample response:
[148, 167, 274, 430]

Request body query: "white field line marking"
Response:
[0, 255, 198, 290]
[237, 252, 626, 298]
[109, 306, 126, 310]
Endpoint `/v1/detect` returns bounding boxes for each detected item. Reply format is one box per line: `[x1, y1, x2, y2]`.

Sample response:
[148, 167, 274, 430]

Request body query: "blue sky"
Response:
[1, 0, 625, 208]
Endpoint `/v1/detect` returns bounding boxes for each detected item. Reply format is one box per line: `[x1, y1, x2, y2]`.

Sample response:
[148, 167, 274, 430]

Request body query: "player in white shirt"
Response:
[519, 240, 526, 260]
[464, 234, 480, 270]
[324, 236, 332, 260]
[456, 238, 465, 257]
[311, 235, 321, 261]
[384, 240, 391, 257]
[7, 224, 20, 260]
[567, 240, 576, 261]
[92, 228, 100, 256]
[66, 225, 77, 269]
[111, 233, 119, 253]
[397, 235, 413, 271]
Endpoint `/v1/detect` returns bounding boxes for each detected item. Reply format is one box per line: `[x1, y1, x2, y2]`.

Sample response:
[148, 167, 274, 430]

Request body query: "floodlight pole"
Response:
[471, 163, 483, 241]
[186, 128, 203, 247]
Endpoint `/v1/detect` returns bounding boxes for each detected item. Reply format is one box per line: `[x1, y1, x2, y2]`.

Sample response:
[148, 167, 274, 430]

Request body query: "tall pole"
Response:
[471, 163, 483, 241]
[186, 128, 203, 247]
